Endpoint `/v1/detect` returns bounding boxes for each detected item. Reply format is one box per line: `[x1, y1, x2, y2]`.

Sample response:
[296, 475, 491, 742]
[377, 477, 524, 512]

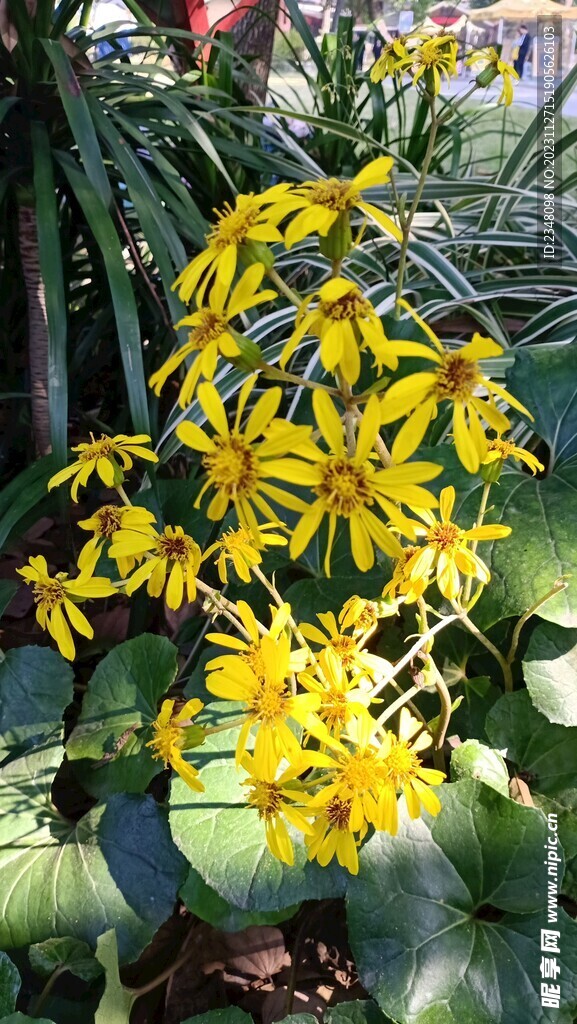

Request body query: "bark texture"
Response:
[18, 202, 52, 456]
[232, 0, 279, 103]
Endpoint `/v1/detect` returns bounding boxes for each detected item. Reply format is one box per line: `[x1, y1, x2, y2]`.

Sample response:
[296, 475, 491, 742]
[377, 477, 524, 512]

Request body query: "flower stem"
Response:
[115, 483, 133, 507]
[457, 607, 513, 691]
[267, 267, 302, 307]
[370, 613, 458, 699]
[462, 481, 492, 607]
[259, 362, 340, 396]
[204, 715, 248, 735]
[195, 578, 254, 641]
[506, 578, 569, 667]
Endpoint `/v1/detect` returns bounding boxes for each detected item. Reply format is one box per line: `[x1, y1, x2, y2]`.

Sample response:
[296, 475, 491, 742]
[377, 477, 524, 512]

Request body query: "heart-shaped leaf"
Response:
[522, 621, 577, 726]
[29, 937, 102, 982]
[450, 739, 509, 796]
[347, 779, 577, 1024]
[0, 739, 186, 962]
[66, 634, 178, 796]
[0, 647, 73, 757]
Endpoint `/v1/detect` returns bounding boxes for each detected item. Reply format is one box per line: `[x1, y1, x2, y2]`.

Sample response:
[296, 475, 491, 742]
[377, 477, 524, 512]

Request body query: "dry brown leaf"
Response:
[261, 986, 327, 1024]
[223, 926, 290, 982]
[509, 775, 535, 807]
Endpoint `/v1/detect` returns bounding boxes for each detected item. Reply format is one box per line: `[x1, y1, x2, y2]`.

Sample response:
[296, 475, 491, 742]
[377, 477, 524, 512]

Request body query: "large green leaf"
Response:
[326, 1001, 394, 1024]
[169, 709, 347, 912]
[505, 343, 577, 470]
[486, 690, 577, 900]
[94, 930, 135, 1024]
[347, 780, 577, 1024]
[29, 937, 102, 982]
[0, 951, 20, 1016]
[66, 634, 178, 796]
[180, 868, 299, 932]
[0, 646, 74, 757]
[450, 739, 509, 796]
[0, 739, 186, 962]
[0, 456, 58, 552]
[522, 621, 577, 727]
[284, 572, 384, 625]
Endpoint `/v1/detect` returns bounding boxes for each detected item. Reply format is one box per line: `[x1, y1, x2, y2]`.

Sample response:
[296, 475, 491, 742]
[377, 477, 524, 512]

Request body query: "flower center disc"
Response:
[79, 436, 115, 463]
[339, 751, 377, 793]
[33, 578, 65, 609]
[309, 179, 359, 212]
[315, 458, 373, 517]
[240, 643, 267, 680]
[435, 354, 478, 401]
[325, 795, 352, 830]
[95, 505, 123, 538]
[427, 521, 463, 552]
[203, 436, 259, 497]
[157, 532, 196, 563]
[249, 681, 289, 725]
[190, 311, 228, 349]
[329, 634, 358, 668]
[487, 439, 516, 458]
[209, 200, 260, 250]
[320, 290, 370, 322]
[247, 779, 283, 819]
[382, 740, 421, 789]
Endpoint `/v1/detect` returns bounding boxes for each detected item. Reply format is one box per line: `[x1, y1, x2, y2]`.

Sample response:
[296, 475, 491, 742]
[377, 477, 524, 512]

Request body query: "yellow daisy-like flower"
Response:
[394, 35, 458, 95]
[146, 698, 205, 793]
[206, 599, 308, 679]
[150, 265, 277, 409]
[47, 433, 158, 502]
[172, 185, 294, 304]
[269, 390, 441, 575]
[465, 46, 519, 106]
[305, 796, 367, 875]
[16, 555, 116, 660]
[241, 752, 313, 866]
[77, 504, 157, 577]
[299, 610, 391, 690]
[382, 300, 533, 473]
[203, 522, 287, 585]
[405, 485, 511, 600]
[482, 434, 544, 477]
[338, 595, 381, 637]
[278, 157, 402, 250]
[176, 376, 312, 539]
[381, 544, 430, 605]
[109, 524, 201, 609]
[206, 631, 325, 777]
[369, 36, 414, 82]
[376, 708, 445, 835]
[279, 277, 399, 386]
[298, 646, 373, 740]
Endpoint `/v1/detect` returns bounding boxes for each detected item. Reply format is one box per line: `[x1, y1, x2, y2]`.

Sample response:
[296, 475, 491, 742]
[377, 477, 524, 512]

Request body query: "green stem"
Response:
[267, 267, 302, 307]
[115, 483, 133, 507]
[259, 362, 340, 396]
[30, 965, 68, 1018]
[458, 608, 513, 691]
[462, 480, 491, 607]
[506, 578, 569, 667]
[204, 715, 248, 735]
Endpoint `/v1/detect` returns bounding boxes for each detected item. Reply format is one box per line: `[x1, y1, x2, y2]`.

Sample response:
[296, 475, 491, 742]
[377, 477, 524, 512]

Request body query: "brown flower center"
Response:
[94, 505, 123, 539]
[315, 458, 374, 517]
[435, 353, 478, 402]
[329, 634, 358, 669]
[156, 531, 197, 564]
[319, 289, 372, 322]
[426, 521, 463, 552]
[203, 436, 259, 498]
[246, 779, 283, 819]
[308, 179, 359, 211]
[325, 795, 352, 831]
[78, 436, 116, 463]
[189, 310, 228, 350]
[33, 578, 65, 609]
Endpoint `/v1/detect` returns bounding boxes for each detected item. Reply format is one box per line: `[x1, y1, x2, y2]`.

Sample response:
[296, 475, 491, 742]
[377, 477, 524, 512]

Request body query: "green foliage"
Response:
[0, 951, 21, 1016]
[450, 739, 509, 796]
[522, 622, 577, 727]
[180, 868, 300, 931]
[0, 647, 74, 756]
[347, 780, 577, 1023]
[29, 938, 102, 982]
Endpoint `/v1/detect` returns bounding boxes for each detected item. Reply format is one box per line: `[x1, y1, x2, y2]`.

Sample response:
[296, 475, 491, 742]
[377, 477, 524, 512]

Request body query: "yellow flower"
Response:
[369, 36, 413, 82]
[279, 277, 398, 385]
[77, 504, 157, 577]
[465, 46, 519, 106]
[206, 632, 325, 776]
[338, 595, 380, 637]
[176, 376, 312, 538]
[240, 752, 313, 866]
[382, 301, 533, 473]
[382, 544, 430, 605]
[299, 610, 391, 690]
[47, 433, 158, 502]
[109, 524, 202, 609]
[269, 390, 441, 574]
[172, 185, 294, 304]
[405, 485, 511, 600]
[150, 265, 277, 408]
[376, 708, 445, 835]
[203, 522, 287, 585]
[298, 646, 373, 740]
[394, 36, 458, 95]
[146, 698, 205, 793]
[305, 797, 367, 875]
[482, 434, 544, 476]
[279, 157, 402, 249]
[16, 555, 116, 660]
[206, 599, 308, 679]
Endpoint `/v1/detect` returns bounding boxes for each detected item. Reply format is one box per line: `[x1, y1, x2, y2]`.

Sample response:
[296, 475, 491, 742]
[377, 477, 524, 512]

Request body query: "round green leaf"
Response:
[0, 740, 187, 963]
[347, 780, 577, 1024]
[450, 739, 509, 796]
[486, 690, 577, 899]
[66, 634, 178, 796]
[180, 868, 299, 931]
[0, 646, 73, 757]
[522, 621, 577, 727]
[29, 937, 102, 982]
[0, 951, 20, 1016]
[169, 711, 347, 912]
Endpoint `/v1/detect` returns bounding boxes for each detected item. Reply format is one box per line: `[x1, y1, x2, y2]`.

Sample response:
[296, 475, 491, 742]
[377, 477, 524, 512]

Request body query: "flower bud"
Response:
[319, 211, 353, 260]
[480, 458, 503, 484]
[181, 724, 206, 751]
[476, 64, 500, 89]
[240, 239, 275, 272]
[228, 329, 264, 372]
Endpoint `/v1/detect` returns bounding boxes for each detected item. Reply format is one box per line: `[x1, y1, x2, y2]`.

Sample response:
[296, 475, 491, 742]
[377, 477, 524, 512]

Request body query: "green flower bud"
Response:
[476, 64, 500, 89]
[319, 210, 353, 260]
[480, 458, 503, 484]
[240, 239, 275, 272]
[181, 724, 206, 751]
[227, 329, 263, 373]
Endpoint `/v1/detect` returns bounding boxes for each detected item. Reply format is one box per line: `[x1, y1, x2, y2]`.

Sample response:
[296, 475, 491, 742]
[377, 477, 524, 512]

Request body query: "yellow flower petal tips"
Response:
[465, 46, 519, 106]
[146, 698, 205, 793]
[382, 301, 533, 473]
[47, 433, 158, 502]
[16, 555, 116, 660]
[241, 752, 313, 867]
[109, 524, 202, 609]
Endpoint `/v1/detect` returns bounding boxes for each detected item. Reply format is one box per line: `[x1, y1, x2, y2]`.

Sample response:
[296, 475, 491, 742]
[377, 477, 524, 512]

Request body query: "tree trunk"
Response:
[232, 0, 279, 103]
[18, 202, 52, 456]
